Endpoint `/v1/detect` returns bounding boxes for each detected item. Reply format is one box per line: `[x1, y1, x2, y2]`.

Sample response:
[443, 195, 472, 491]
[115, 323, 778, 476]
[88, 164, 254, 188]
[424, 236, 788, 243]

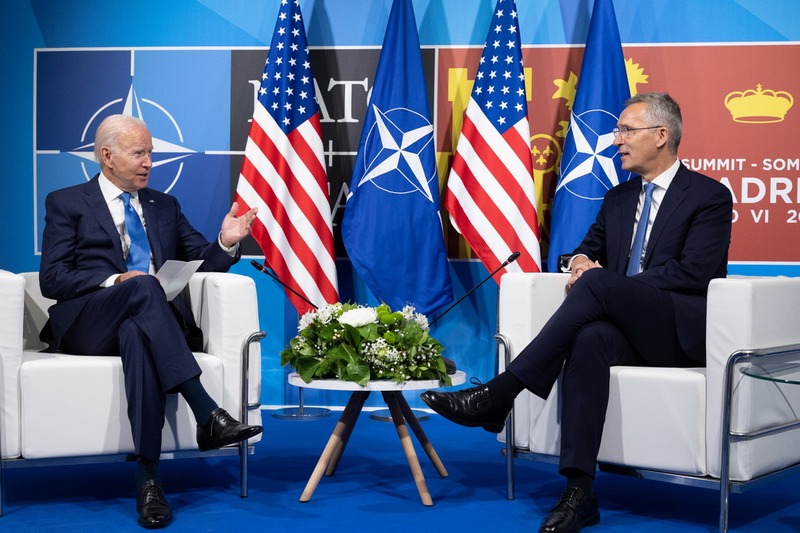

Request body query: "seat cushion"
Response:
[526, 366, 708, 476]
[19, 351, 223, 459]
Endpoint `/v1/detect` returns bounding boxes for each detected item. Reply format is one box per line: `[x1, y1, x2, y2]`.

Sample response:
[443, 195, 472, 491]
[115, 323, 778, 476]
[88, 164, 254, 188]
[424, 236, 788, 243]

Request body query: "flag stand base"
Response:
[272, 387, 331, 420]
[370, 408, 429, 423]
[272, 406, 331, 420]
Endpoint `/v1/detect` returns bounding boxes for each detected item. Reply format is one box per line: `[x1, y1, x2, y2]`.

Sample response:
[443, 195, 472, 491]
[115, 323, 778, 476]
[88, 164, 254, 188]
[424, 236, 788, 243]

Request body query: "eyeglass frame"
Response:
[611, 125, 664, 139]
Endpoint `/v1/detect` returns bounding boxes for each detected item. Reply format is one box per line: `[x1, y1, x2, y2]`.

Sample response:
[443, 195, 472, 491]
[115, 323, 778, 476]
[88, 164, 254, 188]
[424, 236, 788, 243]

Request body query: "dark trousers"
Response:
[60, 276, 202, 461]
[507, 268, 696, 476]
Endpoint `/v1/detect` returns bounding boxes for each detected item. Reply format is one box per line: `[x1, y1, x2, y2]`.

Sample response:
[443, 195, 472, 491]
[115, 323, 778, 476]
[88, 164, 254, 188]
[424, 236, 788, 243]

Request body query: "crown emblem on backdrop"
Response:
[724, 83, 794, 124]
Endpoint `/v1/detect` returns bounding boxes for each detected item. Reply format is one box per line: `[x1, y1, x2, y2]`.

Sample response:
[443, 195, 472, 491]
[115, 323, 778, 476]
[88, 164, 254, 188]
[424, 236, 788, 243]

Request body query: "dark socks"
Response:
[563, 467, 594, 494]
[486, 371, 526, 412]
[178, 376, 218, 425]
[135, 457, 161, 489]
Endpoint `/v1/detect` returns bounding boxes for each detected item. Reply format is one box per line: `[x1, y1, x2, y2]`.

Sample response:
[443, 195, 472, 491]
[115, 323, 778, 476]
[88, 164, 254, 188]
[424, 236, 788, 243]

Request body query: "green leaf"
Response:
[342, 361, 371, 386]
[318, 323, 337, 342]
[341, 323, 362, 349]
[358, 322, 379, 341]
[342, 342, 360, 365]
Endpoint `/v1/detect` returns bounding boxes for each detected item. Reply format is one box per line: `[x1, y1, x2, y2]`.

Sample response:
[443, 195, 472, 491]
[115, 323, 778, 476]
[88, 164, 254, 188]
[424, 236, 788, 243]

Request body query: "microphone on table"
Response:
[250, 260, 318, 311]
[429, 251, 521, 326]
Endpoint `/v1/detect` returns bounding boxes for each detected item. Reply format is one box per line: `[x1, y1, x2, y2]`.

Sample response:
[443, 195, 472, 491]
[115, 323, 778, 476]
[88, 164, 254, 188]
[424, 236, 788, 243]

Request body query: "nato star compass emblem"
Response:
[68, 84, 195, 194]
[353, 105, 437, 202]
[558, 108, 631, 200]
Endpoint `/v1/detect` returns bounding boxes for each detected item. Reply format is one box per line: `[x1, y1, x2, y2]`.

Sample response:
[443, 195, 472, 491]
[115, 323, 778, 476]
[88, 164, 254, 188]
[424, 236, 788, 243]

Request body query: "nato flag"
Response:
[547, 0, 631, 272]
[341, 0, 453, 315]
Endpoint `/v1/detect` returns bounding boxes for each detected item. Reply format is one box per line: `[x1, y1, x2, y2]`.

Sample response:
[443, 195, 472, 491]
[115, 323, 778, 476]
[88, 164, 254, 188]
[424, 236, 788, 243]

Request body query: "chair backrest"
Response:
[20, 272, 52, 351]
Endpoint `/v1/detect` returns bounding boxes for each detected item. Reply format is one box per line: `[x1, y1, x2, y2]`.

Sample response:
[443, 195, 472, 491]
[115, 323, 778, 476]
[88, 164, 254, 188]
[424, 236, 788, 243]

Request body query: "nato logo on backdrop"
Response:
[34, 49, 235, 251]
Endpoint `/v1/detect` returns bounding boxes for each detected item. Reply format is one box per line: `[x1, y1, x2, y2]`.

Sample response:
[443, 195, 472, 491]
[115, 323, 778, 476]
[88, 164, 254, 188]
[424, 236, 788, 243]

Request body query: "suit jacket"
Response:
[573, 163, 733, 362]
[39, 175, 240, 350]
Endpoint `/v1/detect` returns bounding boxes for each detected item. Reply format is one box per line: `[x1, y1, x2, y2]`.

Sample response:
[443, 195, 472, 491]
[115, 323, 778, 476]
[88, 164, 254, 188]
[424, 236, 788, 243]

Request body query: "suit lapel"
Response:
[643, 165, 690, 269]
[83, 176, 125, 266]
[616, 178, 642, 270]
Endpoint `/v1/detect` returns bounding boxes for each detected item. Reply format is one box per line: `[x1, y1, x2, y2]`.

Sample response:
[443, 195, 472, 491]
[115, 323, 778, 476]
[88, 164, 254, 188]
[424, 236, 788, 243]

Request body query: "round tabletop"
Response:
[288, 370, 466, 391]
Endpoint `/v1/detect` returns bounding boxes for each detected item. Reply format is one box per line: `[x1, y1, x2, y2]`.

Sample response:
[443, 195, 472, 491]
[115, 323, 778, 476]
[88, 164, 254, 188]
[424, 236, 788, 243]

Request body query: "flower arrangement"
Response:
[280, 302, 451, 387]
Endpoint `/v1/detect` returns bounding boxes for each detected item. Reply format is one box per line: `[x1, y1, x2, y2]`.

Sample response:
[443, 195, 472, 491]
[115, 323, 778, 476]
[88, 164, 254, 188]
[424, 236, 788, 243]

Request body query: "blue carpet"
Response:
[2, 407, 799, 532]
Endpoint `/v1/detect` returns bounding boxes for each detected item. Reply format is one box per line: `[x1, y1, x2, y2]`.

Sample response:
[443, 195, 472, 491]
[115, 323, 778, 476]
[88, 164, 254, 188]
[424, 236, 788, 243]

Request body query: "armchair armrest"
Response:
[705, 276, 800, 478]
[187, 272, 262, 421]
[498, 273, 569, 366]
[0, 271, 24, 458]
[497, 273, 569, 448]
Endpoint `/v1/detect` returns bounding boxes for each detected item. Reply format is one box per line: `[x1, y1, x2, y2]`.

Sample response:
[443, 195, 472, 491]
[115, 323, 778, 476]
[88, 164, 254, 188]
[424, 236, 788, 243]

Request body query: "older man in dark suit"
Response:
[422, 93, 733, 533]
[39, 114, 263, 529]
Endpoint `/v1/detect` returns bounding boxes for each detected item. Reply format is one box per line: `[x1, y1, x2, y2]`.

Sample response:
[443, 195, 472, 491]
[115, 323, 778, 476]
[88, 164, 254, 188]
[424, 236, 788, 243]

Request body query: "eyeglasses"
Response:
[611, 125, 663, 139]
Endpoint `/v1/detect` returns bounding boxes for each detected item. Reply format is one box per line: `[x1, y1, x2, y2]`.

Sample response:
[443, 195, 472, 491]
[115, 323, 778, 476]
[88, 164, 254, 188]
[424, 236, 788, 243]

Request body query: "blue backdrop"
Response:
[3, 0, 799, 408]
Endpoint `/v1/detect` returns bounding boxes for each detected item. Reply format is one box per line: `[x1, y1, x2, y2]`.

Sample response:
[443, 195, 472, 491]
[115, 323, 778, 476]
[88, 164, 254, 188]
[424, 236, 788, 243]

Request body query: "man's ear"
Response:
[100, 146, 113, 167]
[656, 128, 669, 150]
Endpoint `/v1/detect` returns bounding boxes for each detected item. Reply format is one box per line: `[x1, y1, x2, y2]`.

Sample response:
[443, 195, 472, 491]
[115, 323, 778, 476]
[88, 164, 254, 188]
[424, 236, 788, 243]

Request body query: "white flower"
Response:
[401, 305, 429, 329]
[298, 309, 317, 331]
[338, 306, 378, 328]
[315, 303, 341, 325]
[413, 312, 429, 330]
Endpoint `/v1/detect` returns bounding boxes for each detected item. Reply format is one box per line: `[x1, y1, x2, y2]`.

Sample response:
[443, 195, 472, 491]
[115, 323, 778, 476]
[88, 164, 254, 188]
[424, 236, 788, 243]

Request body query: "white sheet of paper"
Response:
[155, 260, 203, 301]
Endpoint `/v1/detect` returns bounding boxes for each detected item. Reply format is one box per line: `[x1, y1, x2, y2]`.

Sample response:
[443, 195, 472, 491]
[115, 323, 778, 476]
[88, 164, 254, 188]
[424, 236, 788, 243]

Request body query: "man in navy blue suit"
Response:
[39, 114, 263, 529]
[422, 93, 733, 533]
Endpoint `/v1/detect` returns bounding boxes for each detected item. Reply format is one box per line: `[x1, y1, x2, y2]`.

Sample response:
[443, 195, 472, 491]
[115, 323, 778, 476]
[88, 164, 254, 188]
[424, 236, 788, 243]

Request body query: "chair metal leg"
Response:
[719, 349, 753, 532]
[495, 333, 515, 500]
[240, 330, 265, 498]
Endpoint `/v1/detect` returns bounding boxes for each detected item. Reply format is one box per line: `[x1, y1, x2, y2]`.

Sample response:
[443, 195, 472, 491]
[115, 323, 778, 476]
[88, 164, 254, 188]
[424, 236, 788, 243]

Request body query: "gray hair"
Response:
[625, 93, 683, 153]
[93, 114, 148, 162]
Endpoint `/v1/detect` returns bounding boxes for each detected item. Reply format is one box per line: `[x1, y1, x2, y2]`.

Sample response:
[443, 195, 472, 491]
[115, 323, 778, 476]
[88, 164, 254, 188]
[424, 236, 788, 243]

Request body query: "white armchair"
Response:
[496, 273, 800, 532]
[0, 270, 263, 515]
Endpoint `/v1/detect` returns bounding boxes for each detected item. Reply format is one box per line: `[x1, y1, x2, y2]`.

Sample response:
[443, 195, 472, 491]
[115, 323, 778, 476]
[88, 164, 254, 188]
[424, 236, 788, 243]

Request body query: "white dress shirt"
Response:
[629, 158, 680, 255]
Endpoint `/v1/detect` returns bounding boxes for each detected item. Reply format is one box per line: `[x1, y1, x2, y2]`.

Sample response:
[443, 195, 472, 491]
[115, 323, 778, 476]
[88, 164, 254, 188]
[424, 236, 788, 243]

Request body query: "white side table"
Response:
[289, 370, 466, 506]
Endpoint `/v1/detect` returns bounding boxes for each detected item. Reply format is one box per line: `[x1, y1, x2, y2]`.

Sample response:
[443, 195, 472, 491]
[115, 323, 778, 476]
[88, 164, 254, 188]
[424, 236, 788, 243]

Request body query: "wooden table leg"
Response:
[299, 391, 368, 502]
[326, 391, 369, 476]
[396, 393, 448, 477]
[382, 391, 433, 506]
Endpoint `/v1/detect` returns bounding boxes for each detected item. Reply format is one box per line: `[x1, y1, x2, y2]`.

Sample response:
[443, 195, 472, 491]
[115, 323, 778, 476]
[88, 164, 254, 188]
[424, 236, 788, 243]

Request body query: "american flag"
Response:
[444, 0, 541, 279]
[235, 0, 338, 313]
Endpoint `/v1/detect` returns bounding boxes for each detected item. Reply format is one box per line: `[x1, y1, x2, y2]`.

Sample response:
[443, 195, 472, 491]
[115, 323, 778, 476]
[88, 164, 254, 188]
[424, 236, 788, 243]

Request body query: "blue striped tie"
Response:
[626, 182, 656, 276]
[120, 192, 151, 273]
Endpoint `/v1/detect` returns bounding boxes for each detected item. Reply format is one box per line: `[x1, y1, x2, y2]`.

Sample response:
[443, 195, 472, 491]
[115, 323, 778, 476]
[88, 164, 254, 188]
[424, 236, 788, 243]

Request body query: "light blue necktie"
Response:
[626, 182, 656, 276]
[120, 192, 151, 273]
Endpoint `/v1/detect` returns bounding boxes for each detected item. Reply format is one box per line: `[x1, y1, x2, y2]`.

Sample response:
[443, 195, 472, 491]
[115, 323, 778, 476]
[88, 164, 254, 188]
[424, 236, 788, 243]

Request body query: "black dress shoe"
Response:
[419, 381, 509, 433]
[539, 486, 600, 533]
[197, 408, 263, 451]
[136, 479, 172, 529]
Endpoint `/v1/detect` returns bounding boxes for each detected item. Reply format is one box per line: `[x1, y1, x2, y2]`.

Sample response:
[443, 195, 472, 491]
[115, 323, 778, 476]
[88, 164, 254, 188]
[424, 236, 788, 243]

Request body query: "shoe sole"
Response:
[198, 426, 263, 451]
[539, 512, 600, 533]
[420, 395, 505, 433]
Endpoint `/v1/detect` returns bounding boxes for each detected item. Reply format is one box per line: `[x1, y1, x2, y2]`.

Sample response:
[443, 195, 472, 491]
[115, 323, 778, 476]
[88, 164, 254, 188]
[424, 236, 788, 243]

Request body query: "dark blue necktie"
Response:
[120, 192, 151, 273]
[626, 182, 656, 276]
